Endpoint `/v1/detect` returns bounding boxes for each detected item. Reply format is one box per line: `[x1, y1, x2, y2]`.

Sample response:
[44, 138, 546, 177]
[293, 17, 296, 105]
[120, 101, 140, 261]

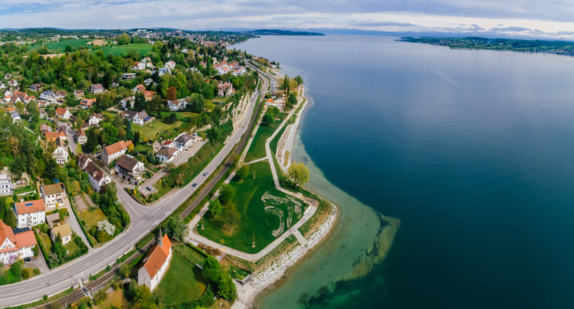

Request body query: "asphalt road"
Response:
[0, 76, 268, 307]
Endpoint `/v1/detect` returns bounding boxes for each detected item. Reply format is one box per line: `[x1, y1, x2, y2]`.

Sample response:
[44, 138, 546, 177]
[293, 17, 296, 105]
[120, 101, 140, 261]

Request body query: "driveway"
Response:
[61, 198, 94, 253]
[23, 251, 50, 275]
[57, 121, 77, 154]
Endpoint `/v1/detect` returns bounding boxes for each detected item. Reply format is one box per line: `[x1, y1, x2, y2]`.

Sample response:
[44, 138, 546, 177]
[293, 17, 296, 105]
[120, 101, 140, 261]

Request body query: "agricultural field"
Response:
[94, 43, 153, 56]
[132, 120, 183, 140]
[30, 39, 93, 52]
[198, 161, 306, 253]
[156, 253, 207, 306]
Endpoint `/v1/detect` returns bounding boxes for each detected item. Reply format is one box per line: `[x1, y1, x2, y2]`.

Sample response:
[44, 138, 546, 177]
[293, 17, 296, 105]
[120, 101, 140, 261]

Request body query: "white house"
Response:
[84, 162, 111, 192]
[132, 62, 145, 71]
[52, 146, 69, 165]
[10, 113, 20, 123]
[133, 84, 146, 93]
[122, 110, 151, 125]
[115, 155, 145, 185]
[14, 199, 46, 228]
[122, 73, 136, 80]
[102, 140, 132, 166]
[121, 96, 135, 109]
[0, 174, 12, 195]
[167, 98, 187, 111]
[175, 133, 193, 149]
[50, 224, 72, 245]
[78, 154, 92, 170]
[88, 113, 104, 126]
[0, 82, 5, 89]
[76, 128, 87, 145]
[74, 90, 84, 99]
[144, 78, 153, 86]
[41, 183, 67, 208]
[164, 60, 176, 70]
[89, 84, 104, 94]
[233, 66, 247, 76]
[55, 107, 71, 120]
[8, 79, 18, 88]
[40, 90, 58, 102]
[138, 232, 172, 291]
[80, 99, 96, 109]
[0, 219, 37, 265]
[156, 147, 179, 163]
[152, 68, 171, 76]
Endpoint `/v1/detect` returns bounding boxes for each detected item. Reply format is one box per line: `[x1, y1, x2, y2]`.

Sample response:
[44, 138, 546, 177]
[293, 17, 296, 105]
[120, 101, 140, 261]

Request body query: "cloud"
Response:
[457, 24, 484, 31]
[490, 26, 532, 32]
[350, 20, 418, 27]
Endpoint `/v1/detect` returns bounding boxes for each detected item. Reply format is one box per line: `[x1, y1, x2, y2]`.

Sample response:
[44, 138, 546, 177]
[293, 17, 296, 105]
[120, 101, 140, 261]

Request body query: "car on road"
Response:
[24, 257, 31, 262]
[192, 183, 197, 187]
[203, 172, 207, 176]
[146, 187, 152, 191]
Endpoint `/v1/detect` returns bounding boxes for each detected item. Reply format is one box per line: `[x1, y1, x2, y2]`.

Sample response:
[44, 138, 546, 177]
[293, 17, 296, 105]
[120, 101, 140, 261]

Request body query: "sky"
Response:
[1, 0, 574, 39]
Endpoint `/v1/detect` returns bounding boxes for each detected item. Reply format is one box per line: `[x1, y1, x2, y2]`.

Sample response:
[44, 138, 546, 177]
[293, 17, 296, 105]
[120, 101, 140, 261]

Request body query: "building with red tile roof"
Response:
[138, 231, 172, 291]
[0, 219, 37, 265]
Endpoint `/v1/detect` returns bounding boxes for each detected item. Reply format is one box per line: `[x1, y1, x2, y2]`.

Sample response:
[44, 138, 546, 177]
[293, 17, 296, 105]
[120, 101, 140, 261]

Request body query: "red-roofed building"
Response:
[14, 199, 46, 228]
[102, 140, 133, 165]
[55, 107, 71, 120]
[138, 230, 172, 291]
[0, 219, 37, 265]
[142, 90, 156, 101]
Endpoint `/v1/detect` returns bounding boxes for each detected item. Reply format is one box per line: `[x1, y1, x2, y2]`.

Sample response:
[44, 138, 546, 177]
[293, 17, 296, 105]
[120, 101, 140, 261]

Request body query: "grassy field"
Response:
[174, 244, 206, 265]
[94, 44, 153, 56]
[199, 161, 306, 253]
[78, 209, 107, 230]
[132, 120, 183, 140]
[156, 253, 207, 306]
[31, 39, 92, 51]
[244, 120, 280, 162]
[160, 111, 198, 121]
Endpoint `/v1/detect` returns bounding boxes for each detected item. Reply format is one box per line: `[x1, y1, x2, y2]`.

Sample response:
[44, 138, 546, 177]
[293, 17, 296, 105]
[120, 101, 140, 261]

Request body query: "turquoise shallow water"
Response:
[233, 35, 574, 309]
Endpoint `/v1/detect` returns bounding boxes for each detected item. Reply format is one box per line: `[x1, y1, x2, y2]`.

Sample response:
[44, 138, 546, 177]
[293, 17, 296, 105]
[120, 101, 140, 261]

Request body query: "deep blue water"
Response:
[234, 35, 574, 308]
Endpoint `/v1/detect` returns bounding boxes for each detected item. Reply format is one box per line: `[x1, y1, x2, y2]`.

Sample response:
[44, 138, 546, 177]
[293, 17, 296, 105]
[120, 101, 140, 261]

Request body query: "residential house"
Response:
[186, 67, 198, 73]
[29, 83, 44, 92]
[41, 183, 67, 208]
[40, 124, 52, 134]
[0, 174, 12, 195]
[76, 128, 87, 145]
[88, 113, 104, 126]
[0, 82, 5, 89]
[142, 57, 154, 68]
[40, 90, 58, 102]
[45, 213, 60, 227]
[133, 84, 146, 93]
[181, 48, 189, 54]
[121, 96, 135, 109]
[78, 154, 92, 170]
[55, 107, 71, 120]
[175, 133, 193, 149]
[164, 60, 176, 70]
[4, 73, 11, 80]
[52, 146, 69, 165]
[217, 81, 234, 97]
[8, 80, 18, 88]
[44, 129, 66, 142]
[14, 199, 45, 228]
[10, 113, 20, 123]
[122, 73, 136, 80]
[80, 98, 96, 109]
[142, 91, 156, 101]
[89, 84, 104, 94]
[232, 66, 247, 76]
[74, 90, 84, 99]
[102, 140, 132, 166]
[152, 141, 162, 153]
[156, 147, 179, 163]
[167, 98, 187, 111]
[23, 95, 35, 104]
[152, 68, 171, 77]
[55, 91, 67, 99]
[115, 155, 145, 185]
[50, 223, 72, 245]
[84, 162, 111, 192]
[0, 219, 37, 265]
[132, 62, 145, 71]
[192, 133, 203, 143]
[144, 78, 153, 86]
[138, 231, 172, 291]
[122, 110, 152, 125]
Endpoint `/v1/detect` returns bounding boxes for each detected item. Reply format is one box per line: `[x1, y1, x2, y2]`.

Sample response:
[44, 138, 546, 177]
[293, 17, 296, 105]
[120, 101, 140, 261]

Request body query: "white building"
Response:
[138, 232, 172, 291]
[0, 219, 37, 265]
[102, 140, 132, 166]
[0, 174, 12, 195]
[10, 113, 20, 123]
[122, 110, 151, 125]
[121, 96, 135, 109]
[41, 183, 67, 208]
[84, 162, 111, 192]
[52, 146, 69, 165]
[133, 84, 146, 93]
[14, 199, 46, 228]
[115, 155, 145, 185]
[156, 147, 179, 163]
[175, 133, 193, 149]
[164, 60, 176, 70]
[55, 107, 71, 120]
[132, 62, 145, 71]
[88, 113, 104, 126]
[50, 224, 72, 245]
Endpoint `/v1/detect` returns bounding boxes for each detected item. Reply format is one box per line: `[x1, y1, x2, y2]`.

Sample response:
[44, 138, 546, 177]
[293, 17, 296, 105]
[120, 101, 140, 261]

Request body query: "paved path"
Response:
[61, 198, 94, 253]
[187, 91, 318, 262]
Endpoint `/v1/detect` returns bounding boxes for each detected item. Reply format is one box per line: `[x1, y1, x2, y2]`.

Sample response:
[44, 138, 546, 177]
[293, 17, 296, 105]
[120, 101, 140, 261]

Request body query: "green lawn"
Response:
[270, 115, 296, 155]
[38, 231, 52, 252]
[199, 161, 306, 253]
[94, 44, 153, 56]
[156, 253, 207, 306]
[174, 244, 206, 265]
[160, 111, 198, 121]
[132, 120, 183, 141]
[244, 120, 280, 162]
[78, 209, 107, 230]
[14, 185, 36, 195]
[30, 39, 92, 51]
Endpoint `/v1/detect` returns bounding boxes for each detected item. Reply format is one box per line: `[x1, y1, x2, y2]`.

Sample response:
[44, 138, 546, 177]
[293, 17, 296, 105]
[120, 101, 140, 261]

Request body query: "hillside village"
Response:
[0, 28, 324, 309]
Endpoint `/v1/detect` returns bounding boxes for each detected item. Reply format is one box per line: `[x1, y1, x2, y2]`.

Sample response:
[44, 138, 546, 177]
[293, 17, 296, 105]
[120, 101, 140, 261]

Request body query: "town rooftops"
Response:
[52, 223, 72, 237]
[116, 155, 141, 172]
[104, 140, 132, 156]
[15, 199, 45, 215]
[0, 220, 36, 253]
[55, 107, 68, 115]
[42, 183, 65, 196]
[84, 162, 106, 182]
[142, 233, 172, 279]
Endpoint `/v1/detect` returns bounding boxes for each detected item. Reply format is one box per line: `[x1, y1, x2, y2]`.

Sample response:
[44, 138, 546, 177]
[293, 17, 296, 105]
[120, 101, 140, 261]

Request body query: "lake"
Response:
[233, 35, 574, 309]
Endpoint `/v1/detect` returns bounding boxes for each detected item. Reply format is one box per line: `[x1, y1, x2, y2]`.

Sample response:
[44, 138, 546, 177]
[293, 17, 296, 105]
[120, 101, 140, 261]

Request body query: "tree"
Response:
[10, 261, 22, 278]
[283, 74, 290, 93]
[295, 75, 304, 85]
[86, 129, 100, 153]
[208, 199, 222, 219]
[4, 209, 17, 228]
[127, 143, 134, 153]
[166, 86, 177, 101]
[119, 264, 131, 278]
[133, 131, 140, 146]
[15, 101, 24, 114]
[218, 184, 235, 205]
[261, 113, 274, 126]
[217, 272, 237, 301]
[133, 285, 157, 309]
[202, 256, 221, 283]
[165, 113, 177, 124]
[287, 162, 310, 188]
[237, 165, 249, 180]
[103, 125, 119, 145]
[165, 216, 188, 242]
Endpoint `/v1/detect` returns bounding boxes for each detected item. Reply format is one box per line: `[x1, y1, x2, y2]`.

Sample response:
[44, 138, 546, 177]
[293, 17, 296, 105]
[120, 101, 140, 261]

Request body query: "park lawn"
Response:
[78, 209, 107, 231]
[95, 44, 153, 56]
[131, 120, 183, 141]
[156, 253, 207, 306]
[244, 120, 280, 162]
[199, 161, 306, 253]
[174, 244, 206, 265]
[160, 111, 198, 121]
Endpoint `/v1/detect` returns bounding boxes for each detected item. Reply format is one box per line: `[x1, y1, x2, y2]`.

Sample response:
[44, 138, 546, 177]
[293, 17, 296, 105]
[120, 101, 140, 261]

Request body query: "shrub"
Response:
[43, 295, 48, 301]
[11, 261, 22, 278]
[33, 268, 41, 275]
[22, 268, 32, 279]
[33, 245, 39, 257]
